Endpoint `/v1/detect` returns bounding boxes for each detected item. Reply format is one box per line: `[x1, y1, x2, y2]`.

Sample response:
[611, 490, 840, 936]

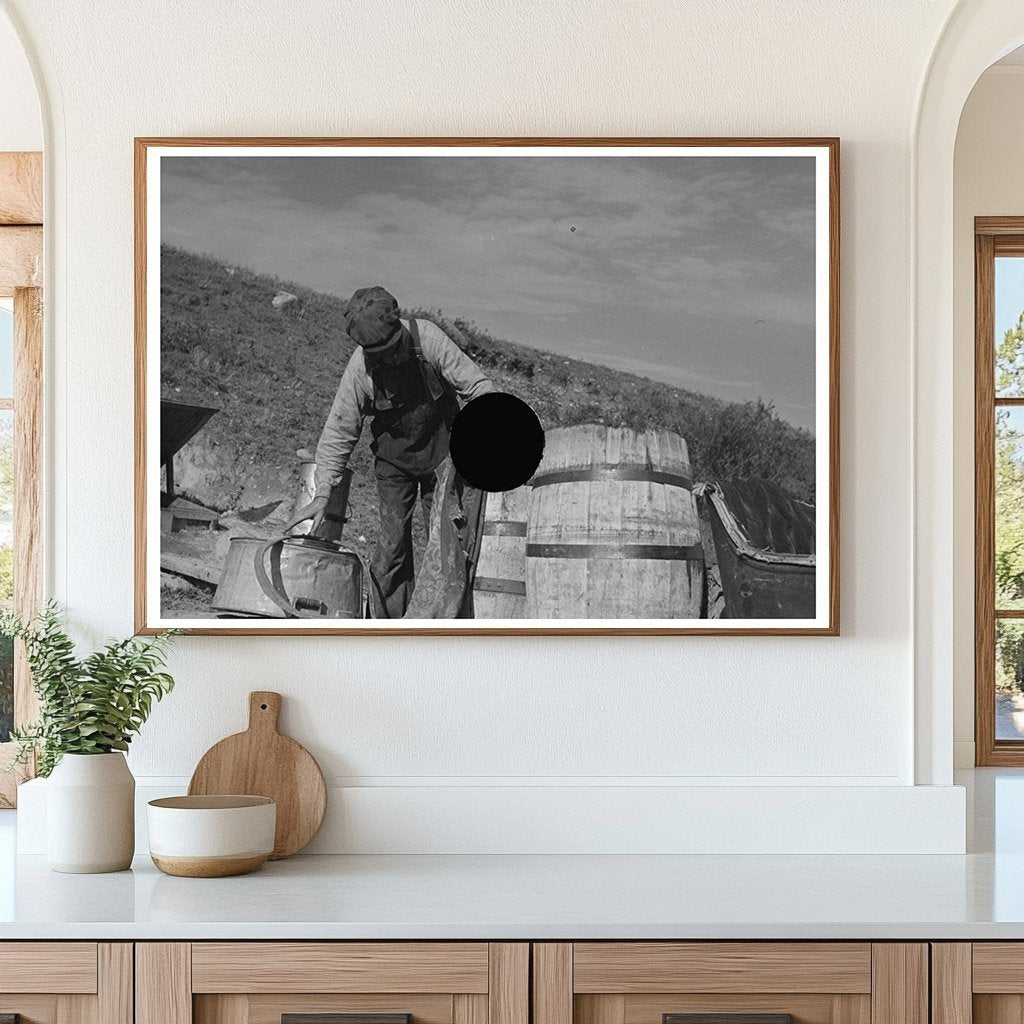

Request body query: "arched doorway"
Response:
[914, 1, 1024, 785]
[0, 7, 44, 809]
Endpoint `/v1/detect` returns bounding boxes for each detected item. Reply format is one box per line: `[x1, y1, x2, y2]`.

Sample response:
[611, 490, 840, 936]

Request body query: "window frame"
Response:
[975, 217, 1024, 765]
[0, 151, 43, 807]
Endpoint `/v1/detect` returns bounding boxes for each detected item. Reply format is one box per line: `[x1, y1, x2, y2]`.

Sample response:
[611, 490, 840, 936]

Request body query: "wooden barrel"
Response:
[526, 425, 704, 619]
[472, 486, 530, 618]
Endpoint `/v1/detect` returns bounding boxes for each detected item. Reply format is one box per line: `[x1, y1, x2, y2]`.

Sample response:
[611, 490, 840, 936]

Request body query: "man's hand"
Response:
[285, 495, 328, 534]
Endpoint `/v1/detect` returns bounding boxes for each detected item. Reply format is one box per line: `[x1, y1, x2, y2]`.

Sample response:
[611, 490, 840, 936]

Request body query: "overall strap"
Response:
[405, 317, 447, 403]
[406, 316, 425, 360]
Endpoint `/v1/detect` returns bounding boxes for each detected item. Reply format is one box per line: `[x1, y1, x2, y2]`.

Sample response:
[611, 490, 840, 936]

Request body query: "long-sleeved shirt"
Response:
[314, 318, 496, 496]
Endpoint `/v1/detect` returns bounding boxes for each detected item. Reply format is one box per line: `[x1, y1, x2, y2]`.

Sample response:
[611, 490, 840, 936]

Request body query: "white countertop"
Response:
[1, 769, 1022, 941]
[0, 849, 1021, 940]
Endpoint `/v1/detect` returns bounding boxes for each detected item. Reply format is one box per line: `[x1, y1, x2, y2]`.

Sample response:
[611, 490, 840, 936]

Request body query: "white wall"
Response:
[952, 66, 1024, 767]
[1, 0, 972, 852]
[0, 10, 40, 151]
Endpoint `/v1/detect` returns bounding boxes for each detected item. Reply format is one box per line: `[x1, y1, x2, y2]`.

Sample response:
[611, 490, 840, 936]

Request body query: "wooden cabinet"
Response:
[0, 937, 961, 1024]
[136, 944, 528, 1024]
[532, 944, 928, 1024]
[931, 943, 1024, 1024]
[0, 942, 132, 1024]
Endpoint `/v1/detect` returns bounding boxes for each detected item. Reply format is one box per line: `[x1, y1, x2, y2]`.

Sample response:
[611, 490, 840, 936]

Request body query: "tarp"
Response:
[711, 478, 815, 556]
[160, 399, 219, 467]
[400, 458, 485, 619]
[703, 477, 816, 619]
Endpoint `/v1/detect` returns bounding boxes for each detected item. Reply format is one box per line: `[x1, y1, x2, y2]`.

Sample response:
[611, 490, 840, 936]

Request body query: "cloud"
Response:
[160, 152, 820, 430]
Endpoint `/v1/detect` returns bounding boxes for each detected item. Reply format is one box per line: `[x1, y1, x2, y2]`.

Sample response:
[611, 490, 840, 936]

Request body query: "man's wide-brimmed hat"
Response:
[345, 286, 402, 351]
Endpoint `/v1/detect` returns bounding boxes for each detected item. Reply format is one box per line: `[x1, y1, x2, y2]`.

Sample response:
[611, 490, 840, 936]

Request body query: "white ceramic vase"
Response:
[46, 752, 135, 873]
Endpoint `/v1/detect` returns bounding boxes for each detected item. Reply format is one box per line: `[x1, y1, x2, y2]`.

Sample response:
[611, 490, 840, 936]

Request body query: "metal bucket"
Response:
[212, 535, 364, 619]
[289, 463, 351, 542]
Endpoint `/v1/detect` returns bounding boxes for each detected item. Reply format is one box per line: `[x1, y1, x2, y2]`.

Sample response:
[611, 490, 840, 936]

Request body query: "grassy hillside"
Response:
[160, 245, 815, 595]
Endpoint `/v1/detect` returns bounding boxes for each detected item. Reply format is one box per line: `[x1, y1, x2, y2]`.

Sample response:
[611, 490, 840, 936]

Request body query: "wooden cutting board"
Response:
[188, 691, 326, 859]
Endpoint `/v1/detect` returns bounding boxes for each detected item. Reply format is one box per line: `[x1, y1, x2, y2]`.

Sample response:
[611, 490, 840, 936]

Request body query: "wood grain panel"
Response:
[976, 229, 999, 766]
[136, 943, 192, 1024]
[0, 226, 42, 295]
[973, 944, 1024, 992]
[573, 944, 872, 994]
[488, 944, 528, 1024]
[133, 136, 149, 633]
[0, 943, 97, 993]
[0, 284, 43, 805]
[993, 238, 1024, 256]
[56, 993, 95, 1024]
[239, 994, 454, 1024]
[977, 217, 1024, 236]
[576, 996, 626, 1024]
[453, 994, 486, 1024]
[98, 945, 133, 1024]
[0, 994, 59, 1024]
[534, 944, 572, 1024]
[931, 944, 971, 1024]
[0, 153, 42, 224]
[192, 944, 489, 994]
[622, 994, 870, 1024]
[974, 995, 1024, 1024]
[870, 945, 927, 1024]
[195, 995, 248, 1024]
[831, 995, 873, 1024]
[14, 285, 43, 725]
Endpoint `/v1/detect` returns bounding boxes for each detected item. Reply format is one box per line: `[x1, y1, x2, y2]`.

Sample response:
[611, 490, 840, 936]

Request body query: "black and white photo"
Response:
[136, 139, 838, 634]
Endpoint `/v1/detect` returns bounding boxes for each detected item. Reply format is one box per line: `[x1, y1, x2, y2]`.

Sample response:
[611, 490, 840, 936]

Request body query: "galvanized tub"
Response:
[212, 535, 364, 619]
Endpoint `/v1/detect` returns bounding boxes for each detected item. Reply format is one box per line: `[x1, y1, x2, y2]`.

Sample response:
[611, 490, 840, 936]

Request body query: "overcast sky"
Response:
[161, 153, 818, 431]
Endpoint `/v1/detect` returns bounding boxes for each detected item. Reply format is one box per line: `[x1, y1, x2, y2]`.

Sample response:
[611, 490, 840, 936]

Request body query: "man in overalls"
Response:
[287, 286, 495, 618]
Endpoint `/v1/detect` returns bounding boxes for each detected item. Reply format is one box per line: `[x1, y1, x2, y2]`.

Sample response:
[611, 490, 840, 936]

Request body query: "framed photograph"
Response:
[135, 137, 839, 635]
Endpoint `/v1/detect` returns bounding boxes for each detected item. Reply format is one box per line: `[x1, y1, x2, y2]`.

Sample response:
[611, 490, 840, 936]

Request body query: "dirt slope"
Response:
[160, 244, 816, 588]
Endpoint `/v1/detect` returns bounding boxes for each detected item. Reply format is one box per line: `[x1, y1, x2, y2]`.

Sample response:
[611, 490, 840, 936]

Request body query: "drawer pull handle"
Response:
[664, 1016, 795, 1024]
[283, 1016, 411, 1024]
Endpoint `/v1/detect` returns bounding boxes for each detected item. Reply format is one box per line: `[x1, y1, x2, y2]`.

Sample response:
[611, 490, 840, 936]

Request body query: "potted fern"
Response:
[2, 604, 178, 873]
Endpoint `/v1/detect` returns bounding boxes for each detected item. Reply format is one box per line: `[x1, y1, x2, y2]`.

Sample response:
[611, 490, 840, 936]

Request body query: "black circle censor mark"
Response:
[449, 392, 545, 492]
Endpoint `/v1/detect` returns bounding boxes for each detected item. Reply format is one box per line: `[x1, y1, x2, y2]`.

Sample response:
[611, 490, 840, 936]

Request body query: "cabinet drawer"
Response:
[139, 943, 528, 1024]
[191, 943, 491, 994]
[973, 943, 1024, 992]
[572, 944, 872, 994]
[0, 942, 98, 994]
[935, 942, 1024, 1024]
[534, 944, 926, 1024]
[0, 943, 130, 1024]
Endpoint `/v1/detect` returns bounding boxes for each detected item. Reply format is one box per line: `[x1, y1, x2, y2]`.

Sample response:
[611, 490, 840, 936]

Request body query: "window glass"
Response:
[0, 307, 12, 400]
[997, 620, 1024, 740]
[996, 406, 1024, 610]
[0, 408, 12, 743]
[996, 257, 1024, 397]
[994, 254, 1024, 744]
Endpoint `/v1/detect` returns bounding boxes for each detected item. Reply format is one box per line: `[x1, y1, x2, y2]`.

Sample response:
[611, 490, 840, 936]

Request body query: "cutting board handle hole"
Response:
[260, 703, 268, 710]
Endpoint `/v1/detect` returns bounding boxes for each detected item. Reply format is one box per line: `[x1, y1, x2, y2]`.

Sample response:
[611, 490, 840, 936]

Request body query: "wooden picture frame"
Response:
[135, 137, 839, 636]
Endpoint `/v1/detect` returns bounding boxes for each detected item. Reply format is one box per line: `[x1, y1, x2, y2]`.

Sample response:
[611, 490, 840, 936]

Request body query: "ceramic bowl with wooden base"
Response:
[147, 795, 276, 877]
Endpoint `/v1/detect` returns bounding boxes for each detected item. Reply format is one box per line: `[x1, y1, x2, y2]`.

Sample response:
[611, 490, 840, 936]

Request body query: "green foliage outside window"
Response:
[995, 312, 1024, 693]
